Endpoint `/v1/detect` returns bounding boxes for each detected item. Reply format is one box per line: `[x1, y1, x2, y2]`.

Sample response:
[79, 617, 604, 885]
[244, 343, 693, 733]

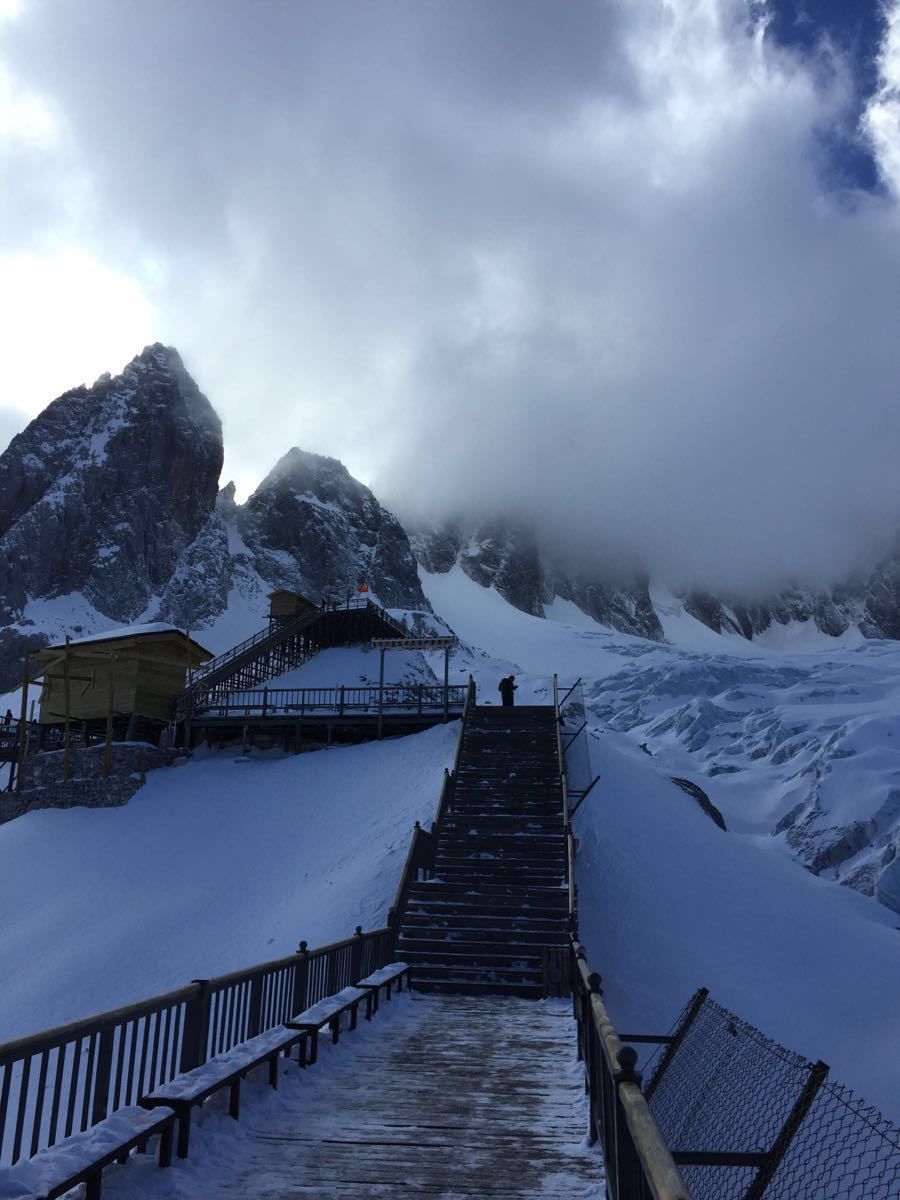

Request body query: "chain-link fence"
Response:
[645, 991, 900, 1200]
[558, 677, 597, 808]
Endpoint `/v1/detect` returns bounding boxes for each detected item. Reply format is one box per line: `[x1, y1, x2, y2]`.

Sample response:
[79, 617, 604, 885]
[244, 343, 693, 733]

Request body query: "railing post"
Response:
[613, 1047, 645, 1198]
[339, 685, 345, 717]
[292, 942, 310, 1016]
[351, 926, 364, 980]
[180, 980, 212, 1072]
[326, 945, 340, 994]
[262, 687, 268, 719]
[90, 1024, 115, 1124]
[247, 974, 264, 1039]
[744, 1060, 829, 1200]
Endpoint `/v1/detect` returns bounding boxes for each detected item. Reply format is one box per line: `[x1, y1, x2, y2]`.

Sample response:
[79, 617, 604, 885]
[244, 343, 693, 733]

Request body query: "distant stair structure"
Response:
[176, 594, 409, 721]
[397, 705, 570, 997]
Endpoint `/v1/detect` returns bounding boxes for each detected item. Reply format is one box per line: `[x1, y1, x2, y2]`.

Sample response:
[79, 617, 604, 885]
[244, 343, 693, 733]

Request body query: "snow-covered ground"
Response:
[1, 561, 898, 1128]
[0, 723, 456, 1038]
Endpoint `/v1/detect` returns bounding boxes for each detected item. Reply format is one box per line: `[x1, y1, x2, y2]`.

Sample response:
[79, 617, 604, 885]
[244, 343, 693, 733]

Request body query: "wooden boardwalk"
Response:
[199, 993, 600, 1199]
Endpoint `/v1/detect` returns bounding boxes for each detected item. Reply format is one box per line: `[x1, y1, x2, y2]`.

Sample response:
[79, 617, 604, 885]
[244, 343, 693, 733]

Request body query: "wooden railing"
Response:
[552, 675, 690, 1199]
[187, 683, 469, 721]
[0, 926, 393, 1169]
[571, 941, 691, 1200]
[386, 676, 475, 936]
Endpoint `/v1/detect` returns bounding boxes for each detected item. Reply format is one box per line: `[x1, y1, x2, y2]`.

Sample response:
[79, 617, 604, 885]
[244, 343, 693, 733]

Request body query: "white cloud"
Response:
[0, 1, 898, 593]
[0, 249, 157, 419]
[863, 1, 900, 195]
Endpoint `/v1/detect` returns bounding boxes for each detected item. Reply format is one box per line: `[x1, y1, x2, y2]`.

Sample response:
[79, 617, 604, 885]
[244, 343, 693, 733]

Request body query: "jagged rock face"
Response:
[237, 448, 427, 609]
[0, 351, 429, 688]
[0, 344, 222, 627]
[683, 571, 898, 643]
[411, 519, 664, 641]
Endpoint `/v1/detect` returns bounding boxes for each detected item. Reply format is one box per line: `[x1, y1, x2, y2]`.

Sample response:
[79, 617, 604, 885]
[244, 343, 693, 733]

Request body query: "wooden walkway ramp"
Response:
[177, 993, 599, 1200]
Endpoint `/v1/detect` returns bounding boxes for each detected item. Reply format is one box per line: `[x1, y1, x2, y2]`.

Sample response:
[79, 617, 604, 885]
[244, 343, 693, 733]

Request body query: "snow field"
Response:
[0, 722, 457, 1039]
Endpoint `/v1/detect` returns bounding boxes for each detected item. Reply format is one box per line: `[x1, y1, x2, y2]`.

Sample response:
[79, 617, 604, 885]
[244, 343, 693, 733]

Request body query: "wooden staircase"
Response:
[398, 705, 569, 998]
[177, 599, 409, 718]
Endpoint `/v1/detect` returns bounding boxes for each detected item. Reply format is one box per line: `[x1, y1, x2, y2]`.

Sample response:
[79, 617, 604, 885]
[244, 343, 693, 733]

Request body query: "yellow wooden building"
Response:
[35, 625, 213, 724]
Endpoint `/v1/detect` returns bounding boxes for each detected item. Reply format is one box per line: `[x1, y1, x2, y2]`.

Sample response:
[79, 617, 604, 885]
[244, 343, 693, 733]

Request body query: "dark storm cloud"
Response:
[2, 0, 900, 594]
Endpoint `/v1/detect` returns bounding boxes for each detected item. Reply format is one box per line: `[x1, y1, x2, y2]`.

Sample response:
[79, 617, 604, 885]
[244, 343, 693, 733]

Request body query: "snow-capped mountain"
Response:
[411, 518, 900, 645]
[0, 346, 428, 688]
[410, 519, 663, 639]
[0, 345, 223, 687]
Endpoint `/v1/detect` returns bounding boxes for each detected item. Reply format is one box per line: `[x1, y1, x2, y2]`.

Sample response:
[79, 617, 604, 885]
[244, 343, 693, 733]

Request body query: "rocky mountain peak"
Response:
[238, 448, 427, 609]
[0, 347, 223, 680]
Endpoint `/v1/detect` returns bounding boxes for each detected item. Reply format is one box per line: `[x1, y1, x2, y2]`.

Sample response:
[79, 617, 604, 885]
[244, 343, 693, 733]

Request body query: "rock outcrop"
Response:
[0, 350, 428, 689]
[0, 345, 223, 685]
[238, 449, 426, 609]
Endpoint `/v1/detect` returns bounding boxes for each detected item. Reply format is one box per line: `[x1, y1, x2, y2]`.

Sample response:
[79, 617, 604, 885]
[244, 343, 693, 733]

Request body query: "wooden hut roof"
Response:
[36, 624, 213, 667]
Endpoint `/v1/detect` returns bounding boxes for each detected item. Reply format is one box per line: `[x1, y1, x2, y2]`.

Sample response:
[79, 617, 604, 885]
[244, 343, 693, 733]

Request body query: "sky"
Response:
[1, 0, 899, 594]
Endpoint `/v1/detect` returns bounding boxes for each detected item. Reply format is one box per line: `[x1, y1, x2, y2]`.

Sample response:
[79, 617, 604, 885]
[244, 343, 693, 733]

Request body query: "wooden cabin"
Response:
[267, 589, 319, 622]
[35, 625, 213, 724]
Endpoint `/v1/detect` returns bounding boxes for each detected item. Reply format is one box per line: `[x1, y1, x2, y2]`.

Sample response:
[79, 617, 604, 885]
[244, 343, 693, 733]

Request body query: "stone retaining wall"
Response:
[0, 743, 189, 824]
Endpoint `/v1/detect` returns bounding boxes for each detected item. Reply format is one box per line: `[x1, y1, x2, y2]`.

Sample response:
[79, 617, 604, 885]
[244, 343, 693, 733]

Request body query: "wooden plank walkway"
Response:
[200, 993, 600, 1199]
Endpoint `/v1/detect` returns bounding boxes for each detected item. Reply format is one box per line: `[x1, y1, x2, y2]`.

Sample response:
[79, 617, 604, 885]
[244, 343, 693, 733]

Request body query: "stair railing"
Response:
[387, 676, 475, 941]
[571, 938, 691, 1200]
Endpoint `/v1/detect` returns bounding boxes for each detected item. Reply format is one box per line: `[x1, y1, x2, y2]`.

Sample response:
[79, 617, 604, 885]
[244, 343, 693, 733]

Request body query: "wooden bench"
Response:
[285, 985, 374, 1066]
[0, 1105, 175, 1200]
[140, 1023, 309, 1158]
[355, 961, 411, 1015]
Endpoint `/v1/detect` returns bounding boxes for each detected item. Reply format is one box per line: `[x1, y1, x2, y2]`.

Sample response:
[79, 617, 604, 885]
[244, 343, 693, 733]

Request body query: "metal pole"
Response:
[63, 635, 71, 783]
[15, 651, 29, 794]
[443, 647, 449, 723]
[377, 649, 385, 740]
[103, 652, 116, 781]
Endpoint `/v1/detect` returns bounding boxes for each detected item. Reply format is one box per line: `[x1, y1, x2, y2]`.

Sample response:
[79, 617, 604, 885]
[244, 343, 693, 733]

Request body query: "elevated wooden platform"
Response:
[183, 993, 599, 1199]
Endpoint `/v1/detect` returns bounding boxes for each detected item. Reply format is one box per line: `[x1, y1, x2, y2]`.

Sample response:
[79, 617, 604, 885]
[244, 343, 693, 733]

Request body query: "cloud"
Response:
[863, 0, 900, 195]
[1, 1, 899, 593]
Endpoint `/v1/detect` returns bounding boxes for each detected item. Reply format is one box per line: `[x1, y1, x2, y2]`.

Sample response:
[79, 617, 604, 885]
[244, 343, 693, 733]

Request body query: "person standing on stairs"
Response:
[499, 675, 517, 707]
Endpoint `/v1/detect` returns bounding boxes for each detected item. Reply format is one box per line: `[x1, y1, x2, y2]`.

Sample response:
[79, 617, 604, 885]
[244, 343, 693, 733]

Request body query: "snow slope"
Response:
[0, 724, 456, 1038]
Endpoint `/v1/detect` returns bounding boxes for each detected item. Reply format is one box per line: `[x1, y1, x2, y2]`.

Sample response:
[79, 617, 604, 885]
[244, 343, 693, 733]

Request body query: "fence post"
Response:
[180, 981, 212, 1072]
[339, 686, 345, 717]
[744, 1060, 829, 1200]
[262, 687, 268, 719]
[613, 1047, 645, 1197]
[350, 926, 364, 980]
[91, 1025, 115, 1124]
[292, 942, 310, 1016]
[247, 974, 264, 1039]
[644, 986, 709, 1101]
[326, 945, 340, 994]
